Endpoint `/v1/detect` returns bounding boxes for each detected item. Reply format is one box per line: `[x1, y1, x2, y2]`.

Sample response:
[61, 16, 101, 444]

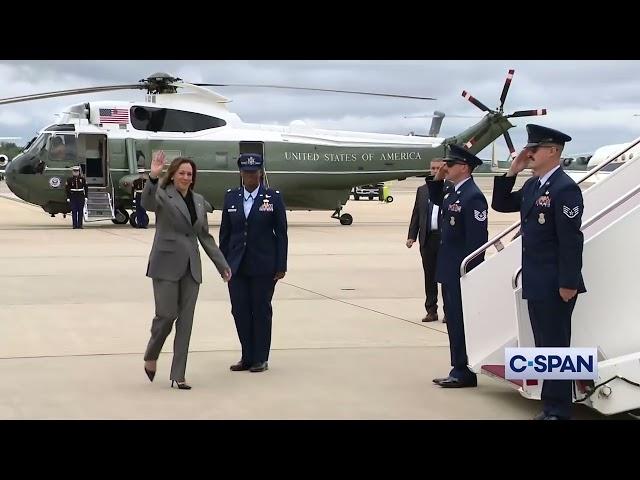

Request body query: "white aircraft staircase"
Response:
[460, 137, 640, 417]
[83, 186, 114, 222]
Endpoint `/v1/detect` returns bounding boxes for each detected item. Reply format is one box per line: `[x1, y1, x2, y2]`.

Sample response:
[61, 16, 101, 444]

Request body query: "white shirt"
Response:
[243, 187, 259, 218]
[430, 204, 440, 231]
[454, 176, 472, 192]
[538, 165, 561, 189]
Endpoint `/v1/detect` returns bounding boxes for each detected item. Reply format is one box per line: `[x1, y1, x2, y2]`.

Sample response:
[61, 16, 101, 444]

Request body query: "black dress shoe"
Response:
[437, 377, 477, 388]
[250, 362, 269, 372]
[422, 313, 438, 322]
[432, 376, 453, 384]
[230, 361, 251, 371]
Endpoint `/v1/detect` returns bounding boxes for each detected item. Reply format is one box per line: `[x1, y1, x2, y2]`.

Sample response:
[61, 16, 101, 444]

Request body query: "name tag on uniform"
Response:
[228, 206, 237, 212]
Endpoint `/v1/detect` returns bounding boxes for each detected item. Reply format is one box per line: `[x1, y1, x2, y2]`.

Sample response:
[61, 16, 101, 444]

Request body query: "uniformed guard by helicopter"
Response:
[131, 168, 149, 228]
[64, 165, 88, 229]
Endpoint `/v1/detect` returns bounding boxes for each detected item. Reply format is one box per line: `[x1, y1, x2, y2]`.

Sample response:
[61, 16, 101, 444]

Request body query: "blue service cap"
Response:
[237, 153, 263, 171]
[445, 144, 483, 168]
[525, 124, 572, 148]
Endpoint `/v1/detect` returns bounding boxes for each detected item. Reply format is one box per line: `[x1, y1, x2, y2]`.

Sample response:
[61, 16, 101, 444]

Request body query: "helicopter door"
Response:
[239, 141, 266, 186]
[78, 134, 108, 186]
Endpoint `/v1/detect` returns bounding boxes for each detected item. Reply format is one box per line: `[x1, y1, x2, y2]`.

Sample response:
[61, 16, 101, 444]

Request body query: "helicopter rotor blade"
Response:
[403, 114, 481, 119]
[507, 109, 547, 118]
[194, 83, 436, 101]
[499, 69, 515, 111]
[0, 84, 144, 106]
[503, 131, 517, 160]
[461, 90, 492, 112]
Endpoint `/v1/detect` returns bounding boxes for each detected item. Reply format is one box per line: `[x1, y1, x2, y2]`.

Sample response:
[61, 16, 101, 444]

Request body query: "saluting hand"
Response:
[507, 149, 530, 177]
[434, 164, 447, 181]
[274, 272, 286, 281]
[150, 150, 165, 179]
[559, 288, 577, 302]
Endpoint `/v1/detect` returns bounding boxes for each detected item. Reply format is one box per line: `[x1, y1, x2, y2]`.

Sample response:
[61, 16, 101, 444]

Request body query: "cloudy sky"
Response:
[1, 60, 639, 160]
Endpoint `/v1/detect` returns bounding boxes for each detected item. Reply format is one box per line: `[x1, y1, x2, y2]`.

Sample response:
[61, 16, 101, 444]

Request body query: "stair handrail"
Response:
[512, 182, 640, 288]
[109, 170, 115, 218]
[460, 135, 640, 278]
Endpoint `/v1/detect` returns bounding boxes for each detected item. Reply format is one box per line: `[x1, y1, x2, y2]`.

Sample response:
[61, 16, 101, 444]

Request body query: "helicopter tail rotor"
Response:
[456, 69, 547, 160]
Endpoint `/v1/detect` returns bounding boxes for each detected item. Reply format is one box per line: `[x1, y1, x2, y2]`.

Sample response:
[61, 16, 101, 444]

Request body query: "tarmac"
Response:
[0, 176, 614, 419]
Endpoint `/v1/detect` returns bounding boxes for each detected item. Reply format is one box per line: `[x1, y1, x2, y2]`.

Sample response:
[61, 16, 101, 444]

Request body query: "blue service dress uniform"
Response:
[428, 175, 488, 385]
[219, 184, 288, 368]
[492, 168, 586, 419]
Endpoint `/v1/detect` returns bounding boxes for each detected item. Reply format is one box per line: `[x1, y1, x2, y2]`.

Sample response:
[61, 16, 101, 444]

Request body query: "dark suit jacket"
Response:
[408, 180, 441, 249]
[492, 168, 586, 301]
[428, 177, 489, 285]
[219, 184, 288, 276]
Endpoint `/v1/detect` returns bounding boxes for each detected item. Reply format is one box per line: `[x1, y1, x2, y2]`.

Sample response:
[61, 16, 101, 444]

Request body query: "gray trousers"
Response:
[144, 272, 200, 382]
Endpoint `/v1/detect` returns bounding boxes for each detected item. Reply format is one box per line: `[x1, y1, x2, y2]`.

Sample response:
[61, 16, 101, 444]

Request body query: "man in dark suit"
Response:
[219, 153, 288, 373]
[428, 145, 489, 388]
[407, 159, 444, 322]
[492, 124, 586, 420]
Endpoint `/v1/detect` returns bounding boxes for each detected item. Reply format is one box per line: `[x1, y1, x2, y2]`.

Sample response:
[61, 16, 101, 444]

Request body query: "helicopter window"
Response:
[46, 124, 75, 132]
[26, 133, 50, 154]
[46, 135, 77, 162]
[136, 151, 146, 168]
[130, 106, 226, 132]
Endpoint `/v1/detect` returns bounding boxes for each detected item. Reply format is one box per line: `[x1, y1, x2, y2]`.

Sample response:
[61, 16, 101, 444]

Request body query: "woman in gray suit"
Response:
[142, 150, 231, 390]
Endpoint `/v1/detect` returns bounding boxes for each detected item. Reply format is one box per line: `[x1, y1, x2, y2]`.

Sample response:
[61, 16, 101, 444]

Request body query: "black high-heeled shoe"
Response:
[144, 366, 156, 382]
[171, 380, 192, 390]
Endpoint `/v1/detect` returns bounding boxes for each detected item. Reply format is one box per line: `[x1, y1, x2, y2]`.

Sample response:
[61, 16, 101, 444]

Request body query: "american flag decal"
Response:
[99, 108, 129, 124]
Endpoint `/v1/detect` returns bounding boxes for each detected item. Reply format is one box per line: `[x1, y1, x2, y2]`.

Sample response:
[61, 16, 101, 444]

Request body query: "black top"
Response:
[181, 189, 197, 225]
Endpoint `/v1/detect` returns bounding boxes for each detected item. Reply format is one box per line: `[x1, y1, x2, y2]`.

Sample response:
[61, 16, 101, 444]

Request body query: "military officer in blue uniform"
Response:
[65, 165, 88, 229]
[219, 153, 288, 373]
[492, 124, 586, 420]
[428, 144, 489, 388]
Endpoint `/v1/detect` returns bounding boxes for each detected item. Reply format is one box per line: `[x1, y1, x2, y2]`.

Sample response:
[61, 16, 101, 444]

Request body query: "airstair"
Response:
[83, 186, 114, 222]
[460, 137, 640, 416]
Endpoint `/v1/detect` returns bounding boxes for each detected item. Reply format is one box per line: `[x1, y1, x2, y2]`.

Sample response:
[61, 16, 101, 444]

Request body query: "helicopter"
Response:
[1, 69, 546, 226]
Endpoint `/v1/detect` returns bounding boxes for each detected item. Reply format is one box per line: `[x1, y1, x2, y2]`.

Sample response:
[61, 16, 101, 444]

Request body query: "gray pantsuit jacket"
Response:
[142, 180, 229, 281]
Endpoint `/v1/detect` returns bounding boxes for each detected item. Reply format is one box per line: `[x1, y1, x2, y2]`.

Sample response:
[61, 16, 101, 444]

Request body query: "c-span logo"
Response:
[505, 348, 597, 380]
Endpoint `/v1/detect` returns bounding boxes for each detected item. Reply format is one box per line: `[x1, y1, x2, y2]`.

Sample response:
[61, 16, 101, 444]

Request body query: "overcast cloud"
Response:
[1, 60, 639, 160]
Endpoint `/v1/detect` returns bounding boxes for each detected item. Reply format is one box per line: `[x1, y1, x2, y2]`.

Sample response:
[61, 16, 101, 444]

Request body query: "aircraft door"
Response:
[77, 134, 108, 186]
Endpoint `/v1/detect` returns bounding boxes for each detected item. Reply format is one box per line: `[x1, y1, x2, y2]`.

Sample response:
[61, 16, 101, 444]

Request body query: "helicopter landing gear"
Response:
[331, 208, 353, 226]
[112, 207, 129, 225]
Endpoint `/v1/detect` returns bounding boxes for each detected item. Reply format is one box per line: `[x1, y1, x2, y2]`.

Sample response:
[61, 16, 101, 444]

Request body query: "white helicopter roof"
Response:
[44, 83, 443, 148]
